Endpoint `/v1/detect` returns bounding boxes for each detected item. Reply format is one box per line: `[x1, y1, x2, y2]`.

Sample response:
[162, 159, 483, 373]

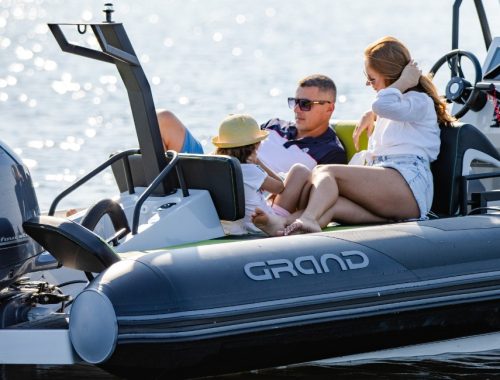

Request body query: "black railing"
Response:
[48, 149, 140, 216]
[460, 170, 500, 215]
[131, 151, 185, 235]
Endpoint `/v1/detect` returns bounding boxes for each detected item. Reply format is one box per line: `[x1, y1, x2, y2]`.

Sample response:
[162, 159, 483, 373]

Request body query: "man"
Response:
[157, 74, 346, 168]
[257, 74, 346, 173]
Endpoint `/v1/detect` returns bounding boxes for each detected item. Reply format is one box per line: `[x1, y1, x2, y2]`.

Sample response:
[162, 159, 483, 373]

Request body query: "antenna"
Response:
[103, 3, 114, 23]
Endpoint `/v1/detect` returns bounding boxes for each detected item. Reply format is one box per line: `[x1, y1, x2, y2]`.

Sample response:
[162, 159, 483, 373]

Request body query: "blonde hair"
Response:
[364, 36, 454, 126]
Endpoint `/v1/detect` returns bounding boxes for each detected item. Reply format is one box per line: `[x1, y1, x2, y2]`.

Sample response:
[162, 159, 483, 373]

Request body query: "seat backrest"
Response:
[332, 120, 368, 161]
[112, 153, 245, 221]
[23, 216, 121, 273]
[431, 123, 500, 217]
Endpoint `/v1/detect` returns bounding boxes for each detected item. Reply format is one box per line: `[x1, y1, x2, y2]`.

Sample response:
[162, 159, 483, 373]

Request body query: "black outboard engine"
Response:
[0, 140, 43, 290]
[0, 141, 73, 328]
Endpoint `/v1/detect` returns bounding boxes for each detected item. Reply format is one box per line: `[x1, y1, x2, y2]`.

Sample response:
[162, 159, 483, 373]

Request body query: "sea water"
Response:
[0, 0, 499, 378]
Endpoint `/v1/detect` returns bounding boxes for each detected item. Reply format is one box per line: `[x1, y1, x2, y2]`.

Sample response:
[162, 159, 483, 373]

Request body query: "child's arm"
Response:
[260, 172, 284, 194]
[247, 151, 284, 194]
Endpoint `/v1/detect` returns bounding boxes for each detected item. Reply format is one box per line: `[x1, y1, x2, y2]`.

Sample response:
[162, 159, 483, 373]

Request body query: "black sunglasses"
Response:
[287, 97, 332, 111]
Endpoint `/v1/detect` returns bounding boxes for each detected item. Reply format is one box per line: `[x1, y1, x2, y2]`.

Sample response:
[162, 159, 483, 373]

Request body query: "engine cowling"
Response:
[0, 141, 43, 289]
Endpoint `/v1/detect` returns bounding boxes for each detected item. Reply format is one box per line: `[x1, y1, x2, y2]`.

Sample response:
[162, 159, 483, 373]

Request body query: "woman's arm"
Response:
[372, 61, 428, 122]
[372, 89, 430, 122]
[353, 110, 376, 151]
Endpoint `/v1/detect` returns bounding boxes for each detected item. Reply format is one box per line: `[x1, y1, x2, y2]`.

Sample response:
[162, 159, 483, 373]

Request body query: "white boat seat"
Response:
[112, 153, 245, 221]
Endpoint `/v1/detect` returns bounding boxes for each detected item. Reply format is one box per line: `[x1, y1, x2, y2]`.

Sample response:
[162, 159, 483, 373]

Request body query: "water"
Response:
[1, 0, 498, 212]
[4, 353, 500, 379]
[1, 0, 500, 378]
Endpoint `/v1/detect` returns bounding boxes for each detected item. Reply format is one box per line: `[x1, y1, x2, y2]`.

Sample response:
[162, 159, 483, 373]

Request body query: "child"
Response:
[212, 114, 311, 234]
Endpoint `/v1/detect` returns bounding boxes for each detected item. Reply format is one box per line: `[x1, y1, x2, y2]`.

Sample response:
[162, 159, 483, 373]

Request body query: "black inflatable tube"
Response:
[68, 215, 500, 378]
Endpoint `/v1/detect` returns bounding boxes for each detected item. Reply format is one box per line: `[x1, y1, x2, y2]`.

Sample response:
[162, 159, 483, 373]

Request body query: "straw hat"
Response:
[212, 114, 269, 148]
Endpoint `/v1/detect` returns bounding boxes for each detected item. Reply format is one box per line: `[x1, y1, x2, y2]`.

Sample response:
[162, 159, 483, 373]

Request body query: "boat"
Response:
[1, 1, 500, 378]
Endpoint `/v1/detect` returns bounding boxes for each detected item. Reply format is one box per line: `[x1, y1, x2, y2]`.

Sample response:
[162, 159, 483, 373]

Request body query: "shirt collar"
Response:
[283, 127, 334, 147]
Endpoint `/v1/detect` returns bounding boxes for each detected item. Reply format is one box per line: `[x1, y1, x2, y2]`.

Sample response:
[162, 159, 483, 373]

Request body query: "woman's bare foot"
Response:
[284, 217, 321, 235]
[251, 207, 287, 237]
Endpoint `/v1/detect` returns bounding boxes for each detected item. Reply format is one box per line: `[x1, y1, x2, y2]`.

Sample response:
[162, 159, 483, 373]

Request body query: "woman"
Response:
[252, 36, 454, 236]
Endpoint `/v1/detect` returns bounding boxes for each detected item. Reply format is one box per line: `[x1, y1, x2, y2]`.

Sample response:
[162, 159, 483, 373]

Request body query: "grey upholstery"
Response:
[431, 124, 500, 217]
[112, 153, 245, 221]
[23, 216, 120, 273]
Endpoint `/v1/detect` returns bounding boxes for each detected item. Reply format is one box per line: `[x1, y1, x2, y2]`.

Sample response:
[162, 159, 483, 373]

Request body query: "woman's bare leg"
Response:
[327, 196, 390, 224]
[289, 164, 419, 234]
[273, 164, 311, 212]
[284, 196, 388, 235]
[255, 193, 389, 236]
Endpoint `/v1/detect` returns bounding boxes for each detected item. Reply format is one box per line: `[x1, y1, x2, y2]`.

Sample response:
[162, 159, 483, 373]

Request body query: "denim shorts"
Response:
[181, 129, 204, 154]
[367, 154, 433, 220]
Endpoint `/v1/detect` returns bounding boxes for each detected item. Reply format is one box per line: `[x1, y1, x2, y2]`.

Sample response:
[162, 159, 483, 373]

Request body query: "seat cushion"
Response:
[332, 120, 368, 162]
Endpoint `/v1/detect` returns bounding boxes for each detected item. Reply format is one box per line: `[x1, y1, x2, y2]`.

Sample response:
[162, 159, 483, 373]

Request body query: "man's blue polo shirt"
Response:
[261, 118, 347, 165]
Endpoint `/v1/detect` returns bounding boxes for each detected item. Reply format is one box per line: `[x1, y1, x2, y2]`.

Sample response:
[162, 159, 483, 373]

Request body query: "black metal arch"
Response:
[48, 21, 168, 194]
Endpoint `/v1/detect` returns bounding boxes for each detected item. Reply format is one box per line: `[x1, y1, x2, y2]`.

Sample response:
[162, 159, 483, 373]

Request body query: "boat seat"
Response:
[332, 120, 368, 161]
[23, 216, 121, 273]
[431, 123, 500, 217]
[112, 153, 245, 221]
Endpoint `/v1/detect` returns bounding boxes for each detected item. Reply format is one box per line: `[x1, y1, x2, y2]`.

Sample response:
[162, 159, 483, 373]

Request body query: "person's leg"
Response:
[326, 196, 389, 225]
[284, 195, 389, 235]
[251, 207, 300, 236]
[273, 164, 311, 213]
[290, 164, 419, 233]
[156, 109, 189, 152]
[254, 193, 389, 236]
[283, 196, 386, 235]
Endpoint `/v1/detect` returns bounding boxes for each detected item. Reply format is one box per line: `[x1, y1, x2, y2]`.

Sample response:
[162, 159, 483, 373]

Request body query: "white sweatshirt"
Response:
[368, 88, 441, 162]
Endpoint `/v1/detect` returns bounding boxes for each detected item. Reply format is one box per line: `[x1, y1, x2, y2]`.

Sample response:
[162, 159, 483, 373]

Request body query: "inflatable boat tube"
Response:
[65, 214, 500, 379]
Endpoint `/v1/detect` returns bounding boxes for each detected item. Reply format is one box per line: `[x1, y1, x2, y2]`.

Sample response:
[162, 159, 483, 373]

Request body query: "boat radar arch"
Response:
[48, 4, 168, 195]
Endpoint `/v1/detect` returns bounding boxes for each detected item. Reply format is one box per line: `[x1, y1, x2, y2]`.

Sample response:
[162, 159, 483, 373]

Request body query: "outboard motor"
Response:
[0, 140, 43, 290]
[0, 141, 74, 329]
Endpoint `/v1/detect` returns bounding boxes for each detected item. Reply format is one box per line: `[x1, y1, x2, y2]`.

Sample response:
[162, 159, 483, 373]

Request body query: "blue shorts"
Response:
[181, 129, 204, 153]
[367, 154, 433, 220]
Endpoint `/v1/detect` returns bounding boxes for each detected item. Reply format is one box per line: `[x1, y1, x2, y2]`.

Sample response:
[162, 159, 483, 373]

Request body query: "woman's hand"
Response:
[390, 60, 422, 92]
[353, 111, 375, 151]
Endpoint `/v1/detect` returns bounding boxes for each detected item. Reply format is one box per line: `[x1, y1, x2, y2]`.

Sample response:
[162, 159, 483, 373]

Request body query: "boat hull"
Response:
[66, 215, 500, 378]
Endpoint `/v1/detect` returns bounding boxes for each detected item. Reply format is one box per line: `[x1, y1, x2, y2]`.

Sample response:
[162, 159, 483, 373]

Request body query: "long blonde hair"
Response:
[364, 36, 454, 126]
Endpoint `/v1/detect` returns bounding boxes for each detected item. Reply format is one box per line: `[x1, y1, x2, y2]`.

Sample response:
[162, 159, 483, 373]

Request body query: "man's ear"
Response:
[328, 102, 335, 114]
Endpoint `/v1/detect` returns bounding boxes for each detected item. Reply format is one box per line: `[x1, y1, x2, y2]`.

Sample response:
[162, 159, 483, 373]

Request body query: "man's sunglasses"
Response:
[288, 97, 332, 111]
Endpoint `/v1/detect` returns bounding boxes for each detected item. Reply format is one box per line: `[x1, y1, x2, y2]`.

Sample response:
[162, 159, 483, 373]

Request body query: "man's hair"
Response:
[298, 74, 337, 103]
